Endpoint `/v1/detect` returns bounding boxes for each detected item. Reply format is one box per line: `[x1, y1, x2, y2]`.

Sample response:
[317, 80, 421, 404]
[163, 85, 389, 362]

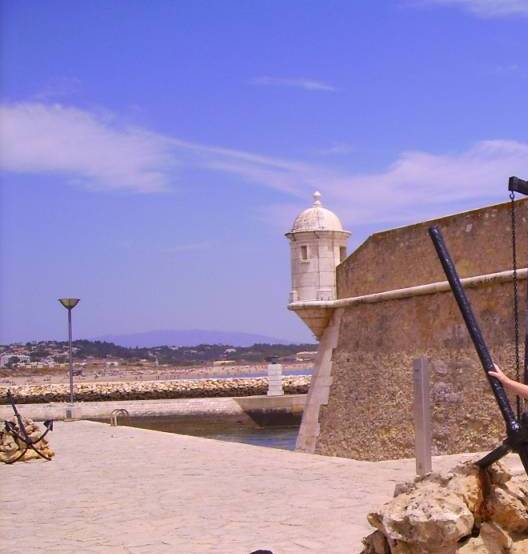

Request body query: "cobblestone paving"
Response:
[1, 421, 520, 554]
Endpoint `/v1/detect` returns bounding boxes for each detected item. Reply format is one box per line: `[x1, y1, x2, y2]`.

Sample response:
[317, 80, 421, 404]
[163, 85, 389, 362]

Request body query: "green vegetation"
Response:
[58, 340, 316, 365]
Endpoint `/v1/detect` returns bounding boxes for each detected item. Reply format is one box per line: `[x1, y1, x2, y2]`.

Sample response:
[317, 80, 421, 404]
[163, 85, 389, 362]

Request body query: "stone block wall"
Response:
[313, 199, 528, 460]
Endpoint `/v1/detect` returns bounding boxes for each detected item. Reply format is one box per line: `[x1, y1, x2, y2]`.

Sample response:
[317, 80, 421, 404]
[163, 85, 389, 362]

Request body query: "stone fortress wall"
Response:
[298, 199, 528, 460]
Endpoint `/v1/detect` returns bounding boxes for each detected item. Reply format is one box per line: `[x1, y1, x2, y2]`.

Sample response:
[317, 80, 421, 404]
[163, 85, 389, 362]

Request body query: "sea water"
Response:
[117, 416, 300, 450]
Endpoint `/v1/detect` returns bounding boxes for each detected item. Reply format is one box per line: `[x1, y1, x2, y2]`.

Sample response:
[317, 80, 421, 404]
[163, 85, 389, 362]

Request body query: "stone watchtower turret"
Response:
[285, 192, 350, 337]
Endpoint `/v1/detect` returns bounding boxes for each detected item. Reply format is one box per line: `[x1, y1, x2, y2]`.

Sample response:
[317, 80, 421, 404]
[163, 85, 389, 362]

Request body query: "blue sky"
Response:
[1, 0, 527, 344]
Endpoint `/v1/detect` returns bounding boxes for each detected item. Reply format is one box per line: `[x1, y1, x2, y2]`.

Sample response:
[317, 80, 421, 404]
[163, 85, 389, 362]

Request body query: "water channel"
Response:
[116, 416, 300, 451]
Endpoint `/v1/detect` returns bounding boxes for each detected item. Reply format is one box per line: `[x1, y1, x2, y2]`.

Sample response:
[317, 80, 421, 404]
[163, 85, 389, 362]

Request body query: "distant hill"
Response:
[94, 329, 300, 348]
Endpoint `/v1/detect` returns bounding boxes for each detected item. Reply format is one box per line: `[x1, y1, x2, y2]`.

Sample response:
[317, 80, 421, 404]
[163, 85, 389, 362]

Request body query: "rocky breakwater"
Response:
[0, 417, 54, 463]
[0, 376, 310, 404]
[362, 459, 528, 553]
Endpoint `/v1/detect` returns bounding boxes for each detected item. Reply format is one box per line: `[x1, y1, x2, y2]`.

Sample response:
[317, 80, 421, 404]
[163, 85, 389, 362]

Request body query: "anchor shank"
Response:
[428, 226, 519, 435]
[7, 390, 33, 446]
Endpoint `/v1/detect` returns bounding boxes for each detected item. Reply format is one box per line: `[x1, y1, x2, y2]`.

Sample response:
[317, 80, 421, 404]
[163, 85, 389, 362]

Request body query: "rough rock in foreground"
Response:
[362, 460, 528, 553]
[0, 417, 54, 463]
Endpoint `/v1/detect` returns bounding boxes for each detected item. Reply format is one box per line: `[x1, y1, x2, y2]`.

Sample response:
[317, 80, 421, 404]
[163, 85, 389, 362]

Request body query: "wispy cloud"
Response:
[493, 63, 525, 76]
[331, 140, 528, 224]
[496, 63, 521, 72]
[413, 0, 528, 17]
[316, 143, 356, 156]
[1, 101, 527, 232]
[0, 102, 175, 192]
[257, 139, 528, 233]
[251, 76, 337, 92]
[34, 77, 82, 101]
[164, 242, 211, 253]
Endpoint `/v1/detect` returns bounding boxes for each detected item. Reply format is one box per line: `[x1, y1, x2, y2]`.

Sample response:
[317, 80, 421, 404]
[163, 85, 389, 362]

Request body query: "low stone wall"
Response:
[0, 394, 308, 423]
[0, 376, 310, 404]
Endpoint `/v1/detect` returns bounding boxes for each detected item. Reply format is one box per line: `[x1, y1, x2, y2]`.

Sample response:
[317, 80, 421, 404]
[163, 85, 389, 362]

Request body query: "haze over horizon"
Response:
[0, 328, 316, 347]
[1, 1, 527, 344]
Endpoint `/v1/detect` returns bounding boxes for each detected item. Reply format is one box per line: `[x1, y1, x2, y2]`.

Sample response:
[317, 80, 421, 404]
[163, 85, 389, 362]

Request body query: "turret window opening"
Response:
[340, 246, 347, 263]
[300, 245, 309, 261]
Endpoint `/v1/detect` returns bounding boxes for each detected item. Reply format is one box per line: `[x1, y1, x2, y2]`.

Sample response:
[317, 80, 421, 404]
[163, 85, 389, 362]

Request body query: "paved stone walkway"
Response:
[0, 421, 521, 554]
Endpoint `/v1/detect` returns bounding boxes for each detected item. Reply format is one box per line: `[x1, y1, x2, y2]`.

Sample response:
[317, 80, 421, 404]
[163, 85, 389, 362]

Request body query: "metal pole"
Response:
[68, 308, 74, 404]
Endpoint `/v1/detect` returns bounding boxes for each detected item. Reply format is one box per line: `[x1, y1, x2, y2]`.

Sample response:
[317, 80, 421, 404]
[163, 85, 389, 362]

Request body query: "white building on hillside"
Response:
[0, 354, 31, 368]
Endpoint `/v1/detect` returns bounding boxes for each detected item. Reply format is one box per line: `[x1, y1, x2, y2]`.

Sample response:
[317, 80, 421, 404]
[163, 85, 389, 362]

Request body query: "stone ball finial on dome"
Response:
[288, 191, 349, 234]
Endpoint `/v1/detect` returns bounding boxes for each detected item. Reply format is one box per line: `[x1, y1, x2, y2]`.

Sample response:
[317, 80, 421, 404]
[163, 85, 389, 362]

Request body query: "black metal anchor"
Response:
[429, 225, 528, 474]
[3, 390, 54, 464]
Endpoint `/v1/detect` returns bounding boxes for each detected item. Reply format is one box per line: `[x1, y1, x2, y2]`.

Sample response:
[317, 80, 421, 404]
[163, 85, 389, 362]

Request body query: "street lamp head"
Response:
[59, 298, 80, 310]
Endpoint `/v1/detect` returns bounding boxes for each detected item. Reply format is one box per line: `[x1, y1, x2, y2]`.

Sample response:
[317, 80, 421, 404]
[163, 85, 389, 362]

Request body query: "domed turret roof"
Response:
[289, 192, 347, 233]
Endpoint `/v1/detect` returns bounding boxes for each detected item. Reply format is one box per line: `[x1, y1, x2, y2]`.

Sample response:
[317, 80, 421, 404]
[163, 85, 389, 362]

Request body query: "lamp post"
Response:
[58, 298, 80, 405]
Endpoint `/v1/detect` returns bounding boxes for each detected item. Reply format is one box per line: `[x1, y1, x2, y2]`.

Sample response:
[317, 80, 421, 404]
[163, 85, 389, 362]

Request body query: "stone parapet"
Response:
[0, 394, 308, 423]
